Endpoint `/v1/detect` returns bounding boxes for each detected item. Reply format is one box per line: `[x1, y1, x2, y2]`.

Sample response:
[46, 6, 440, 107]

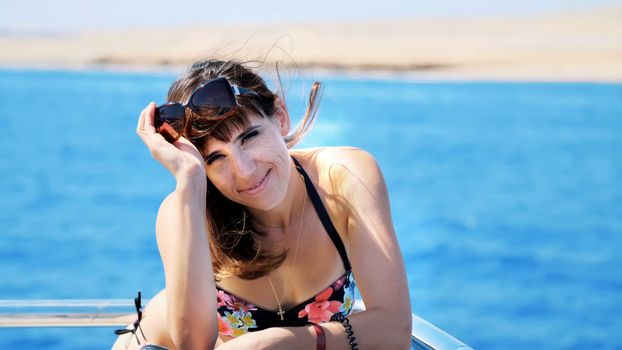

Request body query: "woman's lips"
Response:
[239, 169, 271, 195]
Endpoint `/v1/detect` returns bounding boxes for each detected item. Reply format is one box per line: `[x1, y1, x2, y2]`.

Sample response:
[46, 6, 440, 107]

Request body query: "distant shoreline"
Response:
[2, 6, 621, 82]
[3, 63, 622, 84]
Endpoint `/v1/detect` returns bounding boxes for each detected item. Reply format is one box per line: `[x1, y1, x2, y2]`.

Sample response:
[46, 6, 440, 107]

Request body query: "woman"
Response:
[113, 59, 411, 350]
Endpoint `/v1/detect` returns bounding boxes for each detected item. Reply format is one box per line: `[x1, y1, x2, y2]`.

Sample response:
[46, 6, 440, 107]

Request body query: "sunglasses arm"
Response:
[231, 85, 258, 97]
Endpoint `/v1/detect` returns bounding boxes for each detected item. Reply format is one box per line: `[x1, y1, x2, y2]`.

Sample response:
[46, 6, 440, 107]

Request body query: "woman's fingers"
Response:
[137, 103, 163, 144]
[145, 102, 157, 133]
[143, 102, 157, 133]
[136, 104, 148, 133]
[136, 103, 177, 162]
[176, 136, 204, 158]
[137, 102, 157, 133]
[174, 135, 195, 149]
[135, 102, 206, 177]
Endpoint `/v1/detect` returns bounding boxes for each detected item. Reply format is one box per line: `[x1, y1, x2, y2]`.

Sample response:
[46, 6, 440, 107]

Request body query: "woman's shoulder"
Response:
[290, 146, 382, 195]
[291, 146, 378, 168]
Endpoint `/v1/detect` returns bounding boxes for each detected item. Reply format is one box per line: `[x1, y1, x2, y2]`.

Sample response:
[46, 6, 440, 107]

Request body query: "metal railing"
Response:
[0, 299, 473, 350]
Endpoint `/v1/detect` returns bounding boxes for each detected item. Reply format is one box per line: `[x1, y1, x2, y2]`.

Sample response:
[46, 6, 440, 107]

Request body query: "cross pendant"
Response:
[277, 306, 285, 321]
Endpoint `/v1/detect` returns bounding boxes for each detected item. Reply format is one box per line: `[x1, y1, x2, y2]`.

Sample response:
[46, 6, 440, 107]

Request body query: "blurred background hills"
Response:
[1, 4, 621, 81]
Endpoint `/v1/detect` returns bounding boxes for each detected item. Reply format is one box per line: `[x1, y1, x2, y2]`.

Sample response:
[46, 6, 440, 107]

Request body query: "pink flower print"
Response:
[217, 312, 234, 337]
[298, 286, 342, 323]
[225, 295, 257, 316]
[217, 290, 231, 307]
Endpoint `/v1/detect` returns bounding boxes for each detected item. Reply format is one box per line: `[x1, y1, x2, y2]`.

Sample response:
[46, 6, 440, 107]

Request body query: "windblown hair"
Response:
[166, 59, 322, 280]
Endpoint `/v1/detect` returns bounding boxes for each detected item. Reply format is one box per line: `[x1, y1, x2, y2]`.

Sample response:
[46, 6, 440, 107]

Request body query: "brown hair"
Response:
[167, 59, 322, 280]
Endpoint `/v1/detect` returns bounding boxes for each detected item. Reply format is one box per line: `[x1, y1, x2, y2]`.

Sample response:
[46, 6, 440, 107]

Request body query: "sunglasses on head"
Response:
[154, 77, 259, 143]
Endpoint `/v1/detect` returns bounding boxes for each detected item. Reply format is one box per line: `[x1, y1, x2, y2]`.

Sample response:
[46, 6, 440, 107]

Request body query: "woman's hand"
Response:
[215, 327, 315, 350]
[136, 102, 206, 181]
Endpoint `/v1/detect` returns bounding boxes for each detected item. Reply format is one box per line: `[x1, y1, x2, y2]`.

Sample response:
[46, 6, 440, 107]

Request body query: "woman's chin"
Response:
[242, 197, 282, 212]
[243, 189, 289, 212]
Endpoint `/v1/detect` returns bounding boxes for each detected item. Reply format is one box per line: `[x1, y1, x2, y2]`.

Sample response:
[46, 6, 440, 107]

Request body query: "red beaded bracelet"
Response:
[311, 324, 326, 350]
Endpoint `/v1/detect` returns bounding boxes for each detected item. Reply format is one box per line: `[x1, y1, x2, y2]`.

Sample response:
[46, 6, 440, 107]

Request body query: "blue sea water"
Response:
[0, 68, 621, 349]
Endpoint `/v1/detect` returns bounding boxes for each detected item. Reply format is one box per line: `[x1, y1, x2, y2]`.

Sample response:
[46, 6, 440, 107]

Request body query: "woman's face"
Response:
[202, 112, 291, 211]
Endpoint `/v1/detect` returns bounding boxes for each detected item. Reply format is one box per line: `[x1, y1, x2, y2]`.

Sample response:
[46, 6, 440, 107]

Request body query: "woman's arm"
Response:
[327, 147, 412, 349]
[137, 103, 218, 350]
[217, 147, 411, 349]
[156, 182, 218, 350]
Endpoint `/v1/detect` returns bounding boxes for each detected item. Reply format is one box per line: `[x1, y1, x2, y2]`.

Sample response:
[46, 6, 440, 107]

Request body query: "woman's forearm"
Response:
[215, 324, 315, 350]
[310, 308, 411, 350]
[162, 174, 218, 349]
[323, 308, 411, 350]
[217, 308, 410, 350]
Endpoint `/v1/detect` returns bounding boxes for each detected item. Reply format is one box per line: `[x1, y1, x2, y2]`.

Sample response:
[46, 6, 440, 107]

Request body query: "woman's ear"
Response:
[273, 96, 291, 137]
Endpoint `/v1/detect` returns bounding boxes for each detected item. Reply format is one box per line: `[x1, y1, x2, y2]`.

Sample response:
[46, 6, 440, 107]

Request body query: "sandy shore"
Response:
[1, 6, 621, 81]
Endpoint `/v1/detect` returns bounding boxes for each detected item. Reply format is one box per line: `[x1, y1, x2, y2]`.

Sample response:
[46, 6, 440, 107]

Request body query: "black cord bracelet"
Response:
[330, 313, 359, 350]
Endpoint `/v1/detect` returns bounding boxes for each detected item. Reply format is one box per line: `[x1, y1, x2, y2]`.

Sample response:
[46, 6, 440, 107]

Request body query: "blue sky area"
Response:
[1, 0, 621, 32]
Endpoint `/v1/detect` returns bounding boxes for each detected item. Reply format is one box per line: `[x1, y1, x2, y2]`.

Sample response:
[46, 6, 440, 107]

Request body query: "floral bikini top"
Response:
[215, 158, 358, 338]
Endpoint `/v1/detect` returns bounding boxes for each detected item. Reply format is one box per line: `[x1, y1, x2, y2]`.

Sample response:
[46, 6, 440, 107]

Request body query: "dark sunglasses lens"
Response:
[190, 78, 237, 114]
[156, 104, 185, 125]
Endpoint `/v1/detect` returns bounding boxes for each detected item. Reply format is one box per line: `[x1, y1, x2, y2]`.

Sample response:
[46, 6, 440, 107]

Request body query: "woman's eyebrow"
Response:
[234, 125, 261, 143]
[205, 125, 261, 160]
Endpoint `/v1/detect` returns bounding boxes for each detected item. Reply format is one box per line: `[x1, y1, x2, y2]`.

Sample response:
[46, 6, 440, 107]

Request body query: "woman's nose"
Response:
[231, 152, 256, 179]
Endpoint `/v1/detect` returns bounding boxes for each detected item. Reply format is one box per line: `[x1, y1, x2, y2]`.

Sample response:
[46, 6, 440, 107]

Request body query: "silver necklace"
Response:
[267, 189, 307, 321]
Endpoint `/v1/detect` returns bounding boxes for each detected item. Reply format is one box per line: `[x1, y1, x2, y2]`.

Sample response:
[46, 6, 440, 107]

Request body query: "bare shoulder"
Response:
[292, 146, 381, 191]
[290, 146, 385, 219]
[292, 146, 379, 176]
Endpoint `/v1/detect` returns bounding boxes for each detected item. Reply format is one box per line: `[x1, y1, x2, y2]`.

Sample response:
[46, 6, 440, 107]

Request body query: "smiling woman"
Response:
[112, 58, 412, 350]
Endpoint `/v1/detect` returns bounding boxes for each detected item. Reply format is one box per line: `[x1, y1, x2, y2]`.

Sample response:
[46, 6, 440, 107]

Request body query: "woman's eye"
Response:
[206, 154, 224, 165]
[241, 130, 259, 144]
